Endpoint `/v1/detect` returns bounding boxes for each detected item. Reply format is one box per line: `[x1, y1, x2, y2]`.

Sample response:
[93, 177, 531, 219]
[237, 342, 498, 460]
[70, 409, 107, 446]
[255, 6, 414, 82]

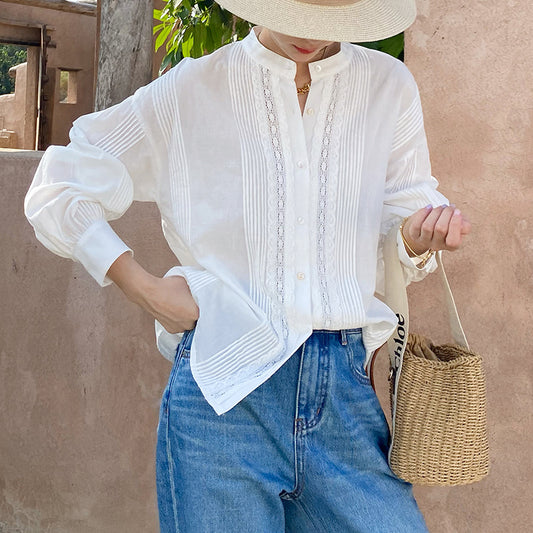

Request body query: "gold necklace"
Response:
[296, 83, 311, 95]
[296, 45, 328, 95]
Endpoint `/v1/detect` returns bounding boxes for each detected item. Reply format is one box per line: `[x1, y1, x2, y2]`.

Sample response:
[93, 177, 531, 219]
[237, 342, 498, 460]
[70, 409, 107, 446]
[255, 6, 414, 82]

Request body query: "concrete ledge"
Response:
[0, 148, 43, 156]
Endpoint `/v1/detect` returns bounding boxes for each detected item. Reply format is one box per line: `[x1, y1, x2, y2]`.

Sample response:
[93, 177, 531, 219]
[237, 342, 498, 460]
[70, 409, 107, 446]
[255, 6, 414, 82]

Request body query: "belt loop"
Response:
[340, 329, 348, 346]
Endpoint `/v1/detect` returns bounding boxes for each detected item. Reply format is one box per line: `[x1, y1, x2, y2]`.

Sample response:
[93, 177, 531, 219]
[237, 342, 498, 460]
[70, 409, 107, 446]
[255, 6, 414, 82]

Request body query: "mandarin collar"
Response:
[241, 26, 351, 81]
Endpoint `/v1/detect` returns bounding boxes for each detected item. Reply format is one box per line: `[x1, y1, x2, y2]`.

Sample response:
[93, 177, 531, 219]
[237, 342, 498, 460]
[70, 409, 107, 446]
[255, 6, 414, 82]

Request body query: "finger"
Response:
[445, 209, 463, 250]
[419, 205, 446, 243]
[433, 206, 455, 247]
[405, 205, 435, 241]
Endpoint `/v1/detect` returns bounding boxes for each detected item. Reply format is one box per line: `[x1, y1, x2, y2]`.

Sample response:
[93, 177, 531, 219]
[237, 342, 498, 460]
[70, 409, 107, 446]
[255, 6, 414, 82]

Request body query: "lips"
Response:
[293, 45, 316, 55]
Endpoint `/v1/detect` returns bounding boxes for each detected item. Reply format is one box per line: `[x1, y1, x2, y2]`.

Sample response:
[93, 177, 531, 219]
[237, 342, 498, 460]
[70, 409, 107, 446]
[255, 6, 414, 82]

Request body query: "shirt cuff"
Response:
[73, 219, 132, 286]
[397, 229, 436, 271]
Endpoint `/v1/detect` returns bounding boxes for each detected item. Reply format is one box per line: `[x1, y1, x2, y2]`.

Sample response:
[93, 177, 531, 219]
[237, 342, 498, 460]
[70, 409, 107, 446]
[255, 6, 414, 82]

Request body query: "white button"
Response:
[315, 65, 322, 72]
[306, 108, 314, 115]
[325, 319, 332, 328]
[297, 217, 304, 225]
[297, 160, 305, 168]
[297, 272, 305, 280]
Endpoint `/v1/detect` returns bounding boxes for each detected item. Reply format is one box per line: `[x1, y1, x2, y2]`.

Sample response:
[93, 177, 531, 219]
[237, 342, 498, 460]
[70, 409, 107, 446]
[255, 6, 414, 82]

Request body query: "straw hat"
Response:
[216, 0, 417, 43]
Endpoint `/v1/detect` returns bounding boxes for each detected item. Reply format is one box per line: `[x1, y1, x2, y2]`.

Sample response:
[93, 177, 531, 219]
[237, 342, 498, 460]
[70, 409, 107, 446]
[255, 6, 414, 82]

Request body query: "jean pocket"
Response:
[346, 333, 371, 385]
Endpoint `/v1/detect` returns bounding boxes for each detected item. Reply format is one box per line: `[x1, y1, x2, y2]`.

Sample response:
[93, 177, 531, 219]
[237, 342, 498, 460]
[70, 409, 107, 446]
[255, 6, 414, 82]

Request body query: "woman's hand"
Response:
[139, 275, 199, 334]
[401, 205, 471, 256]
[107, 252, 199, 333]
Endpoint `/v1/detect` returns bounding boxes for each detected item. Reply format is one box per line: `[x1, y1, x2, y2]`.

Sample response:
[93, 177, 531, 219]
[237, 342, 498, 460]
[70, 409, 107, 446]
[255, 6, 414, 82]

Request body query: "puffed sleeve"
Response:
[24, 75, 167, 286]
[376, 64, 449, 294]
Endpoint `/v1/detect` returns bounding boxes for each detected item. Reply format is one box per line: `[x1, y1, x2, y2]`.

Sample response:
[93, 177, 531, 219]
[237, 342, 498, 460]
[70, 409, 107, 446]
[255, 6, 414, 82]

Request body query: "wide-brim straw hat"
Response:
[216, 0, 417, 43]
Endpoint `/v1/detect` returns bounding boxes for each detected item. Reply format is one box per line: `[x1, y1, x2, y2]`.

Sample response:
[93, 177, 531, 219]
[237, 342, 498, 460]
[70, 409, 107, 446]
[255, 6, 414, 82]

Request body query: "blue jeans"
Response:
[156, 329, 428, 532]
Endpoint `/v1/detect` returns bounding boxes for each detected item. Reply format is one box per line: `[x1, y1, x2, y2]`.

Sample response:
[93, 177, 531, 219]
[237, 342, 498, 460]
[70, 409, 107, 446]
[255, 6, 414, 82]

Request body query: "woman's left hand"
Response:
[401, 205, 471, 256]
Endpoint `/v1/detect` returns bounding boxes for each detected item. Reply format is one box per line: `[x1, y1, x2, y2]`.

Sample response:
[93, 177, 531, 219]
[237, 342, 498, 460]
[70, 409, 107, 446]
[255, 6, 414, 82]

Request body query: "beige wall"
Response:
[1, 1, 532, 531]
[0, 63, 26, 147]
[401, 0, 533, 531]
[0, 151, 173, 532]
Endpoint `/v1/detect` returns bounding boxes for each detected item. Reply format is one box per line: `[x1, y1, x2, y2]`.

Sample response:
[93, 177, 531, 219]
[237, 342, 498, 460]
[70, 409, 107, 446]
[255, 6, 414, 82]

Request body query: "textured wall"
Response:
[401, 1, 533, 531]
[0, 151, 173, 532]
[1, 1, 532, 530]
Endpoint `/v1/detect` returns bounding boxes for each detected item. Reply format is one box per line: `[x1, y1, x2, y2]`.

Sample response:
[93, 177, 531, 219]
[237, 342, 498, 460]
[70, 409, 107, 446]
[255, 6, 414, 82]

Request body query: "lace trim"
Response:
[203, 356, 283, 403]
[316, 74, 341, 326]
[260, 66, 288, 338]
[193, 320, 285, 403]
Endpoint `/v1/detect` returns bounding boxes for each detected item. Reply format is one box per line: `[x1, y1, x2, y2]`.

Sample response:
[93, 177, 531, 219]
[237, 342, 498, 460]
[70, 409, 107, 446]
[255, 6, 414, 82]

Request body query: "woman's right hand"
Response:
[139, 275, 199, 333]
[107, 252, 199, 333]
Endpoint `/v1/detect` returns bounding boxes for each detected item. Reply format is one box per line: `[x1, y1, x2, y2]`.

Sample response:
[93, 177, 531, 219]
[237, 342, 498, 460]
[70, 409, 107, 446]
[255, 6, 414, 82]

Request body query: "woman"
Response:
[25, 0, 470, 531]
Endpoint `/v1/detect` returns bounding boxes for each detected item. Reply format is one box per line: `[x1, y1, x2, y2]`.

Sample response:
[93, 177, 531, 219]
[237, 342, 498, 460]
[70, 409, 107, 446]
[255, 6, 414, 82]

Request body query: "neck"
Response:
[256, 28, 340, 80]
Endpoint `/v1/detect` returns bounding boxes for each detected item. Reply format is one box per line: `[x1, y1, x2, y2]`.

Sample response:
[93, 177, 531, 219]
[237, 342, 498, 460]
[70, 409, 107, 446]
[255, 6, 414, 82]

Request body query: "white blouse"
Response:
[25, 27, 447, 415]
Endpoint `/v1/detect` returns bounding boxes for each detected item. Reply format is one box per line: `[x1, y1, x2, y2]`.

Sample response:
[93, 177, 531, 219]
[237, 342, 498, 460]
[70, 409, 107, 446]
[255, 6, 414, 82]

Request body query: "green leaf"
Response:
[204, 23, 214, 53]
[156, 24, 173, 51]
[358, 33, 404, 59]
[155, 2, 263, 71]
[191, 24, 200, 57]
[181, 25, 194, 57]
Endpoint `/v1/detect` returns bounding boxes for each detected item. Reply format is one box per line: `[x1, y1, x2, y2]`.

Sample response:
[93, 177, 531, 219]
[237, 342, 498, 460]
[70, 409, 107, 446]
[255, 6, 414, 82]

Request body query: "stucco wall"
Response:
[1, 150, 176, 532]
[0, 63, 26, 147]
[0, 47, 40, 150]
[401, 1, 533, 531]
[1, 1, 532, 531]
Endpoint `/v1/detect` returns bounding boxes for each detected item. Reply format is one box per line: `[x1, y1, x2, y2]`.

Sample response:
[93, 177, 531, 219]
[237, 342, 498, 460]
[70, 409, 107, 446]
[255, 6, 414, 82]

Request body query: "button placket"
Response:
[294, 155, 310, 288]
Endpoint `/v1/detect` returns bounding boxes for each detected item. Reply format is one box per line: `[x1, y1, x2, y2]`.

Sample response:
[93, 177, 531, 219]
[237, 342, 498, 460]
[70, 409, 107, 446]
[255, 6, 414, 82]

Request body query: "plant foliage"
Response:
[154, 0, 404, 74]
[154, 0, 252, 74]
[0, 44, 27, 95]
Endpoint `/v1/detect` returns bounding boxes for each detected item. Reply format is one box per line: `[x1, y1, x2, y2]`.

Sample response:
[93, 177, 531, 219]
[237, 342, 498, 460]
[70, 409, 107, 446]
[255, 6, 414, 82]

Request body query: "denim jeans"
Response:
[156, 329, 428, 532]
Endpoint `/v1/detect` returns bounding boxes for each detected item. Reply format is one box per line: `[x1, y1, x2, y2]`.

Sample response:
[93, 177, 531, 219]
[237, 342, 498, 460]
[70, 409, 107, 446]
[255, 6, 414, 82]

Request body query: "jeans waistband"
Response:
[179, 327, 363, 355]
[312, 328, 362, 334]
[312, 328, 363, 346]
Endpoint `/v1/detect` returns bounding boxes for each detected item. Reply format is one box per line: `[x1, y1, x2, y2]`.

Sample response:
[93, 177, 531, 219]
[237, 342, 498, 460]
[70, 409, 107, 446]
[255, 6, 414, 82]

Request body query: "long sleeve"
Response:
[24, 82, 163, 286]
[376, 65, 449, 295]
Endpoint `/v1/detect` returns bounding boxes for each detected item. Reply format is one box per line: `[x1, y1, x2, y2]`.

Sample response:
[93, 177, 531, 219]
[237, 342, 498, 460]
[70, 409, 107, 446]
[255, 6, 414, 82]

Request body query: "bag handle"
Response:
[436, 252, 469, 349]
[369, 225, 469, 389]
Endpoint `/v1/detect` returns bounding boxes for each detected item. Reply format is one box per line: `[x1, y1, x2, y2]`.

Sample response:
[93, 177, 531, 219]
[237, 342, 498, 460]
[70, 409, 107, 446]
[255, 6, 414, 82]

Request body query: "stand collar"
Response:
[241, 26, 351, 80]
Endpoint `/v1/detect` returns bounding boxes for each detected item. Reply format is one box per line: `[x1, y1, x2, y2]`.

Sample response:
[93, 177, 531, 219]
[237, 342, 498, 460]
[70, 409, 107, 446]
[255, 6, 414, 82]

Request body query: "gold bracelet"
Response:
[399, 218, 436, 268]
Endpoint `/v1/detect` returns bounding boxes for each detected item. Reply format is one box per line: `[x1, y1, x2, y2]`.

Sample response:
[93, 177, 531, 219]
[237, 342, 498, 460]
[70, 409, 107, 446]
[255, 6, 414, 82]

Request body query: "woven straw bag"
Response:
[378, 225, 489, 486]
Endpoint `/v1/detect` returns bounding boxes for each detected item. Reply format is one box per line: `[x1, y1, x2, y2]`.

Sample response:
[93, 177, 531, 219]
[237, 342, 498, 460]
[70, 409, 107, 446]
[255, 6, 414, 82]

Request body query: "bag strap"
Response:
[383, 223, 411, 371]
[369, 225, 470, 388]
[436, 252, 469, 349]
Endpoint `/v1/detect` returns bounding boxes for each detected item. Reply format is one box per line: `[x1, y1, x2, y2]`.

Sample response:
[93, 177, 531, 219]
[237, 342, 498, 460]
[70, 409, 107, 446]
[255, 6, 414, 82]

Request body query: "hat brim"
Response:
[216, 0, 417, 43]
